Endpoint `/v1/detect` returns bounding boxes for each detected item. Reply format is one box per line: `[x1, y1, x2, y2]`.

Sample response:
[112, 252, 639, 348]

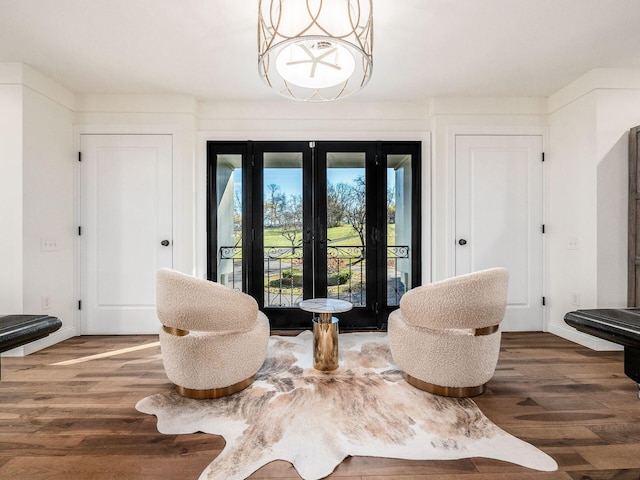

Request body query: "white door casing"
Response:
[80, 134, 173, 334]
[455, 134, 544, 331]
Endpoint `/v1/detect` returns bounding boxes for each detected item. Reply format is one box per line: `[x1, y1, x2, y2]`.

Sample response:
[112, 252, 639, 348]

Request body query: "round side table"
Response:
[298, 298, 353, 371]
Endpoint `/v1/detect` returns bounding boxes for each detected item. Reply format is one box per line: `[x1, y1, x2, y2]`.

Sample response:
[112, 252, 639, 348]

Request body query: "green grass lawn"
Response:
[227, 223, 399, 299]
[260, 224, 396, 247]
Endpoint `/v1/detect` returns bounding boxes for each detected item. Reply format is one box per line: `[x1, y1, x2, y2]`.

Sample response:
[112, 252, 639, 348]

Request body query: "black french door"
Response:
[207, 141, 421, 330]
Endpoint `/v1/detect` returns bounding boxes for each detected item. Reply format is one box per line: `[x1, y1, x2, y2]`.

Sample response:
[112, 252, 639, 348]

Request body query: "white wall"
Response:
[548, 91, 600, 346]
[198, 100, 430, 134]
[0, 82, 24, 313]
[548, 69, 640, 349]
[22, 83, 75, 342]
[0, 63, 76, 355]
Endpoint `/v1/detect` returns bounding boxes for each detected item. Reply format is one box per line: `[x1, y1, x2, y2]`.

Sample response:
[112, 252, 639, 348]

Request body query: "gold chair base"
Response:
[163, 325, 189, 336]
[174, 374, 256, 399]
[402, 372, 486, 397]
[474, 324, 499, 336]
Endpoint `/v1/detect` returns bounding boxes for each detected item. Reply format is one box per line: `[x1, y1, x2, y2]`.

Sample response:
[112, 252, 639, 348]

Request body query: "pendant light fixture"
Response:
[258, 0, 373, 102]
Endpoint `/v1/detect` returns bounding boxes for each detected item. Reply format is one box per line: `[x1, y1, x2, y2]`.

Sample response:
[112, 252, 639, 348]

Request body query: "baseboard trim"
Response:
[549, 322, 623, 351]
[1, 326, 76, 357]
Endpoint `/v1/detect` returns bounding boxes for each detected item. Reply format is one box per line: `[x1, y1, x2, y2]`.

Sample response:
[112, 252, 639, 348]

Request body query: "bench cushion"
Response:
[0, 315, 63, 353]
[564, 308, 640, 348]
[564, 308, 640, 386]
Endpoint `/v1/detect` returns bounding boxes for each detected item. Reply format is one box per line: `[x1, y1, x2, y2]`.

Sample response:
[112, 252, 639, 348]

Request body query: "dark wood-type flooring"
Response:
[1, 332, 639, 480]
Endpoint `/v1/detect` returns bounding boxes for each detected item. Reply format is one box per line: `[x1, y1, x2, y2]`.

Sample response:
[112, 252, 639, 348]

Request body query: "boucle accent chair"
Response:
[156, 268, 270, 399]
[388, 267, 509, 397]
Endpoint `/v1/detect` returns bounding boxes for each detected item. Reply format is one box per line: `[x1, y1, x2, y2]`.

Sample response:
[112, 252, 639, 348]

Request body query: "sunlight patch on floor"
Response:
[51, 341, 160, 365]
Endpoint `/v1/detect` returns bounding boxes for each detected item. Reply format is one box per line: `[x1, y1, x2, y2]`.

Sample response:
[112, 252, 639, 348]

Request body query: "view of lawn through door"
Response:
[262, 152, 305, 308]
[261, 153, 371, 308]
[208, 141, 421, 330]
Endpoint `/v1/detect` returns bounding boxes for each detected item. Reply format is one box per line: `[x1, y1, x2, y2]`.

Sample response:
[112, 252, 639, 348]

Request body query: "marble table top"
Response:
[298, 298, 353, 314]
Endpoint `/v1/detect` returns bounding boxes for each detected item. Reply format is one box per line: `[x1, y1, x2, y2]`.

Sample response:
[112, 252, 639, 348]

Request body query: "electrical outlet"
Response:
[568, 237, 580, 250]
[41, 238, 59, 252]
[570, 292, 581, 306]
[42, 296, 51, 310]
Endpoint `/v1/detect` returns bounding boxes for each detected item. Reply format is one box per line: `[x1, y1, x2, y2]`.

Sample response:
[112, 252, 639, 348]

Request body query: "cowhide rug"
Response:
[136, 331, 557, 480]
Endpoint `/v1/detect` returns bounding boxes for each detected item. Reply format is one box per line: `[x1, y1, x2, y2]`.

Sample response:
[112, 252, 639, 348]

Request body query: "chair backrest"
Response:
[156, 268, 258, 332]
[399, 267, 509, 330]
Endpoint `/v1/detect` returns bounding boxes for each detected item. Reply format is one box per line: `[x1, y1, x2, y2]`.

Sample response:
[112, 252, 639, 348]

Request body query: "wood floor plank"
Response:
[361, 473, 573, 480]
[566, 469, 640, 480]
[0, 454, 216, 480]
[494, 425, 605, 447]
[0, 331, 638, 479]
[574, 444, 640, 469]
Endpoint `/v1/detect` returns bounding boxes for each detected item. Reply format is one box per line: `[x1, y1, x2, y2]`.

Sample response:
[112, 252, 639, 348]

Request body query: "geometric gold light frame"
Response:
[258, 0, 373, 101]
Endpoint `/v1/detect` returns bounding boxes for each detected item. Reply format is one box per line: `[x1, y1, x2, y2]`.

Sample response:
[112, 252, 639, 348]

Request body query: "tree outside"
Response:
[262, 174, 396, 306]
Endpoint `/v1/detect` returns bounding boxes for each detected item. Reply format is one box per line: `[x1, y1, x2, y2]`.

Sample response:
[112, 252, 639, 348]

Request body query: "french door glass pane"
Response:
[216, 154, 243, 290]
[387, 154, 413, 305]
[264, 152, 303, 307]
[327, 152, 366, 306]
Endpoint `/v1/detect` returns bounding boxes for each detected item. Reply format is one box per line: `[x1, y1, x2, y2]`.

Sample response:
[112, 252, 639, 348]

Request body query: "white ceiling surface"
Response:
[1, 0, 640, 103]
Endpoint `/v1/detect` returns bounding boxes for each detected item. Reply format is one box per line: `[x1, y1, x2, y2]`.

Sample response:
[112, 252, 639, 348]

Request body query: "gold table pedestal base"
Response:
[313, 314, 339, 371]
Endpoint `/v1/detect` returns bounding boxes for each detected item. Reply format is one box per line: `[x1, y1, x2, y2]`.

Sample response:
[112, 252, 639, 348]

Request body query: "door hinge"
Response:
[251, 228, 255, 241]
[78, 152, 82, 162]
[542, 152, 545, 162]
[309, 141, 315, 148]
[78, 226, 82, 236]
[374, 154, 379, 166]
[78, 300, 82, 310]
[251, 154, 255, 167]
[542, 296, 546, 306]
[542, 224, 546, 234]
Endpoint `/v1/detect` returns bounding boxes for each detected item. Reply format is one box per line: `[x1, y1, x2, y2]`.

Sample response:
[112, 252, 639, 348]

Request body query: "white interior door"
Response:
[80, 134, 173, 334]
[455, 135, 543, 331]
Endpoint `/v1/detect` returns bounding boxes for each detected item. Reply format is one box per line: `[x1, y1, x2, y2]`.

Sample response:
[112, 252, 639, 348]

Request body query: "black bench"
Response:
[0, 315, 62, 380]
[564, 308, 640, 398]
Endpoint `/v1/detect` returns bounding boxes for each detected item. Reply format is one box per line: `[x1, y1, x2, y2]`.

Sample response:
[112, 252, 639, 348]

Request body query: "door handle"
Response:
[318, 223, 326, 246]
[161, 240, 170, 246]
[371, 226, 380, 245]
[458, 239, 467, 246]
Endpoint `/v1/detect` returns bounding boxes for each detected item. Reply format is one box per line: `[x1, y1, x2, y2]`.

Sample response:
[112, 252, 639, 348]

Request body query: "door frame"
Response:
[205, 137, 428, 330]
[196, 131, 432, 284]
[446, 126, 549, 331]
[74, 127, 180, 335]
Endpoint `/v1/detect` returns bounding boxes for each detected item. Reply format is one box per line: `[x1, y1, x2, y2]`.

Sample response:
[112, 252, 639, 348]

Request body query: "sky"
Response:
[235, 168, 394, 199]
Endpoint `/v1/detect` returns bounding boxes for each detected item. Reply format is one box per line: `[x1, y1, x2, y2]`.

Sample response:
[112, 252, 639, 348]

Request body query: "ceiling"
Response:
[1, 0, 640, 103]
